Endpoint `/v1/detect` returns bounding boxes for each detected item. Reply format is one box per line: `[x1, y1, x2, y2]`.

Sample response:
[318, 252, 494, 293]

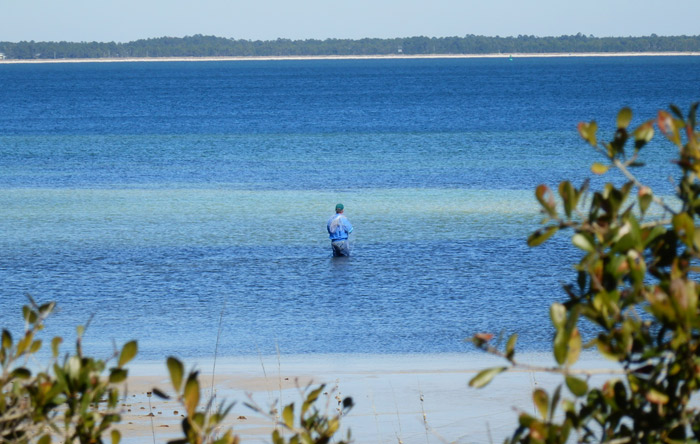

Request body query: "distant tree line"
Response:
[1, 33, 699, 59]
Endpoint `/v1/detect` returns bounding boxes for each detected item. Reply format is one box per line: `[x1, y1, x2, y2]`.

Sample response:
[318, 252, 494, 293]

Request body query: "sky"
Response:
[3, 0, 699, 43]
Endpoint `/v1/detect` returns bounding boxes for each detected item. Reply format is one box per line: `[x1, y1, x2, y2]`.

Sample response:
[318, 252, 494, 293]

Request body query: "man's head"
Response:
[335, 203, 344, 213]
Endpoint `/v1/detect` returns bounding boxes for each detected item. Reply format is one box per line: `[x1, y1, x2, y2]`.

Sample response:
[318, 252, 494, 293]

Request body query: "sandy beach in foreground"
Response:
[1, 52, 699, 64]
[115, 352, 618, 444]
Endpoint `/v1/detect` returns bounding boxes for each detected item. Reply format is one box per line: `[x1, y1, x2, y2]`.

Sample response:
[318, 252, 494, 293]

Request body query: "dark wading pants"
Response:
[331, 240, 350, 257]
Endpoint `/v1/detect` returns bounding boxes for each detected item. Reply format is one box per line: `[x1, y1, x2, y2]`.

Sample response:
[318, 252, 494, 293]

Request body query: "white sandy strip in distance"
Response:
[1, 52, 699, 64]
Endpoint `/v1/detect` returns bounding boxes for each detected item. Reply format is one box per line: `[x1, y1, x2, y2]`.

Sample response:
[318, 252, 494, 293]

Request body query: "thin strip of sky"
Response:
[3, 0, 699, 43]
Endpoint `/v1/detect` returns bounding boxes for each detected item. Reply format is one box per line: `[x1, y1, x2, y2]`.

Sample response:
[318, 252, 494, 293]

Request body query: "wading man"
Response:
[327, 203, 353, 257]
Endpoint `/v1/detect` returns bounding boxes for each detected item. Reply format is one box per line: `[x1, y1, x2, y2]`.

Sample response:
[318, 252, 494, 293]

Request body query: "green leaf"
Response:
[51, 337, 63, 358]
[468, 366, 507, 389]
[38, 302, 55, 316]
[567, 328, 582, 366]
[282, 403, 295, 429]
[111, 430, 121, 444]
[167, 357, 184, 393]
[30, 339, 42, 354]
[670, 104, 684, 119]
[577, 121, 598, 146]
[184, 373, 200, 414]
[152, 387, 170, 399]
[506, 334, 517, 360]
[633, 120, 655, 149]
[1, 329, 12, 349]
[611, 128, 628, 157]
[532, 388, 549, 419]
[38, 434, 52, 444]
[595, 338, 618, 361]
[528, 226, 558, 247]
[617, 107, 633, 129]
[518, 412, 536, 427]
[10, 367, 32, 380]
[591, 162, 610, 175]
[66, 355, 81, 381]
[673, 213, 695, 247]
[558, 181, 576, 218]
[16, 332, 34, 356]
[306, 385, 324, 405]
[646, 389, 669, 405]
[643, 225, 666, 248]
[550, 303, 566, 329]
[565, 376, 588, 397]
[572, 233, 595, 252]
[535, 184, 557, 218]
[302, 385, 325, 415]
[23, 306, 38, 324]
[550, 385, 562, 422]
[327, 417, 340, 435]
[693, 230, 700, 252]
[118, 340, 138, 367]
[638, 190, 653, 215]
[657, 110, 682, 146]
[109, 368, 128, 384]
[553, 330, 568, 365]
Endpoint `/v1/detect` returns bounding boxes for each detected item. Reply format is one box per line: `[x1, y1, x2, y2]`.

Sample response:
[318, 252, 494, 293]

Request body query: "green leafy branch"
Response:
[1, 297, 136, 444]
[469, 103, 700, 443]
[245, 382, 353, 444]
[153, 357, 239, 444]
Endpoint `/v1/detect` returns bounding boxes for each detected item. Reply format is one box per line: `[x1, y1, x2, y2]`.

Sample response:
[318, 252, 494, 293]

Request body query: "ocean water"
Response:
[1, 57, 698, 361]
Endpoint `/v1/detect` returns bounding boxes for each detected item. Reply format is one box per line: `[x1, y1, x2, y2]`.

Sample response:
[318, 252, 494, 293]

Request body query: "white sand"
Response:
[1, 52, 699, 64]
[115, 352, 619, 444]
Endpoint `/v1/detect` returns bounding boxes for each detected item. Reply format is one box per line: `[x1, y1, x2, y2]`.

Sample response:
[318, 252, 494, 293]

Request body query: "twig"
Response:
[478, 344, 624, 376]
[208, 302, 226, 417]
[370, 392, 381, 444]
[640, 219, 672, 229]
[419, 388, 429, 444]
[389, 381, 403, 443]
[276, 342, 282, 423]
[147, 391, 156, 444]
[613, 158, 677, 215]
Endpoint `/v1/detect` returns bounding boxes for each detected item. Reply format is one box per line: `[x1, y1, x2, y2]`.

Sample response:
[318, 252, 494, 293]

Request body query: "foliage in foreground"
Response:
[0, 299, 352, 444]
[470, 103, 700, 443]
[0, 299, 133, 444]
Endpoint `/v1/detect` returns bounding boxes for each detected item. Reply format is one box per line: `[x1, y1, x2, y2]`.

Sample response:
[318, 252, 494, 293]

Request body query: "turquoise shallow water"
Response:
[1, 187, 539, 247]
[2, 184, 562, 358]
[1, 57, 697, 360]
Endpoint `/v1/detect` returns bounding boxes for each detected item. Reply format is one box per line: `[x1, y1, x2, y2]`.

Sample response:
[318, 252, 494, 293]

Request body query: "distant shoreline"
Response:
[2, 52, 699, 64]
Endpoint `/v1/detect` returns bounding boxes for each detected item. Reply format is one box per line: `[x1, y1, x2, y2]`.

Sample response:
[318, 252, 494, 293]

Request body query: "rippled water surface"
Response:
[1, 57, 698, 359]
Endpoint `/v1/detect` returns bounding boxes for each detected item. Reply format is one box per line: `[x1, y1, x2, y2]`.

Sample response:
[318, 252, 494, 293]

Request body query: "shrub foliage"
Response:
[470, 103, 700, 443]
[0, 298, 133, 444]
[0, 299, 352, 444]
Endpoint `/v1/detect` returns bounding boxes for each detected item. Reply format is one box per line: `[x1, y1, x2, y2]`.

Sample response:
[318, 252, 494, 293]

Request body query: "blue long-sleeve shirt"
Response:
[327, 214, 353, 241]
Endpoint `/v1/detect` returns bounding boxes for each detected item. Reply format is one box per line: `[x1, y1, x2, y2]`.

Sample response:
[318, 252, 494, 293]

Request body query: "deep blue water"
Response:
[1, 57, 698, 360]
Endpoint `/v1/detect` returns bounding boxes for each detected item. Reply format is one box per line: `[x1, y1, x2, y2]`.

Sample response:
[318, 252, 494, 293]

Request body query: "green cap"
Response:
[335, 203, 344, 211]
